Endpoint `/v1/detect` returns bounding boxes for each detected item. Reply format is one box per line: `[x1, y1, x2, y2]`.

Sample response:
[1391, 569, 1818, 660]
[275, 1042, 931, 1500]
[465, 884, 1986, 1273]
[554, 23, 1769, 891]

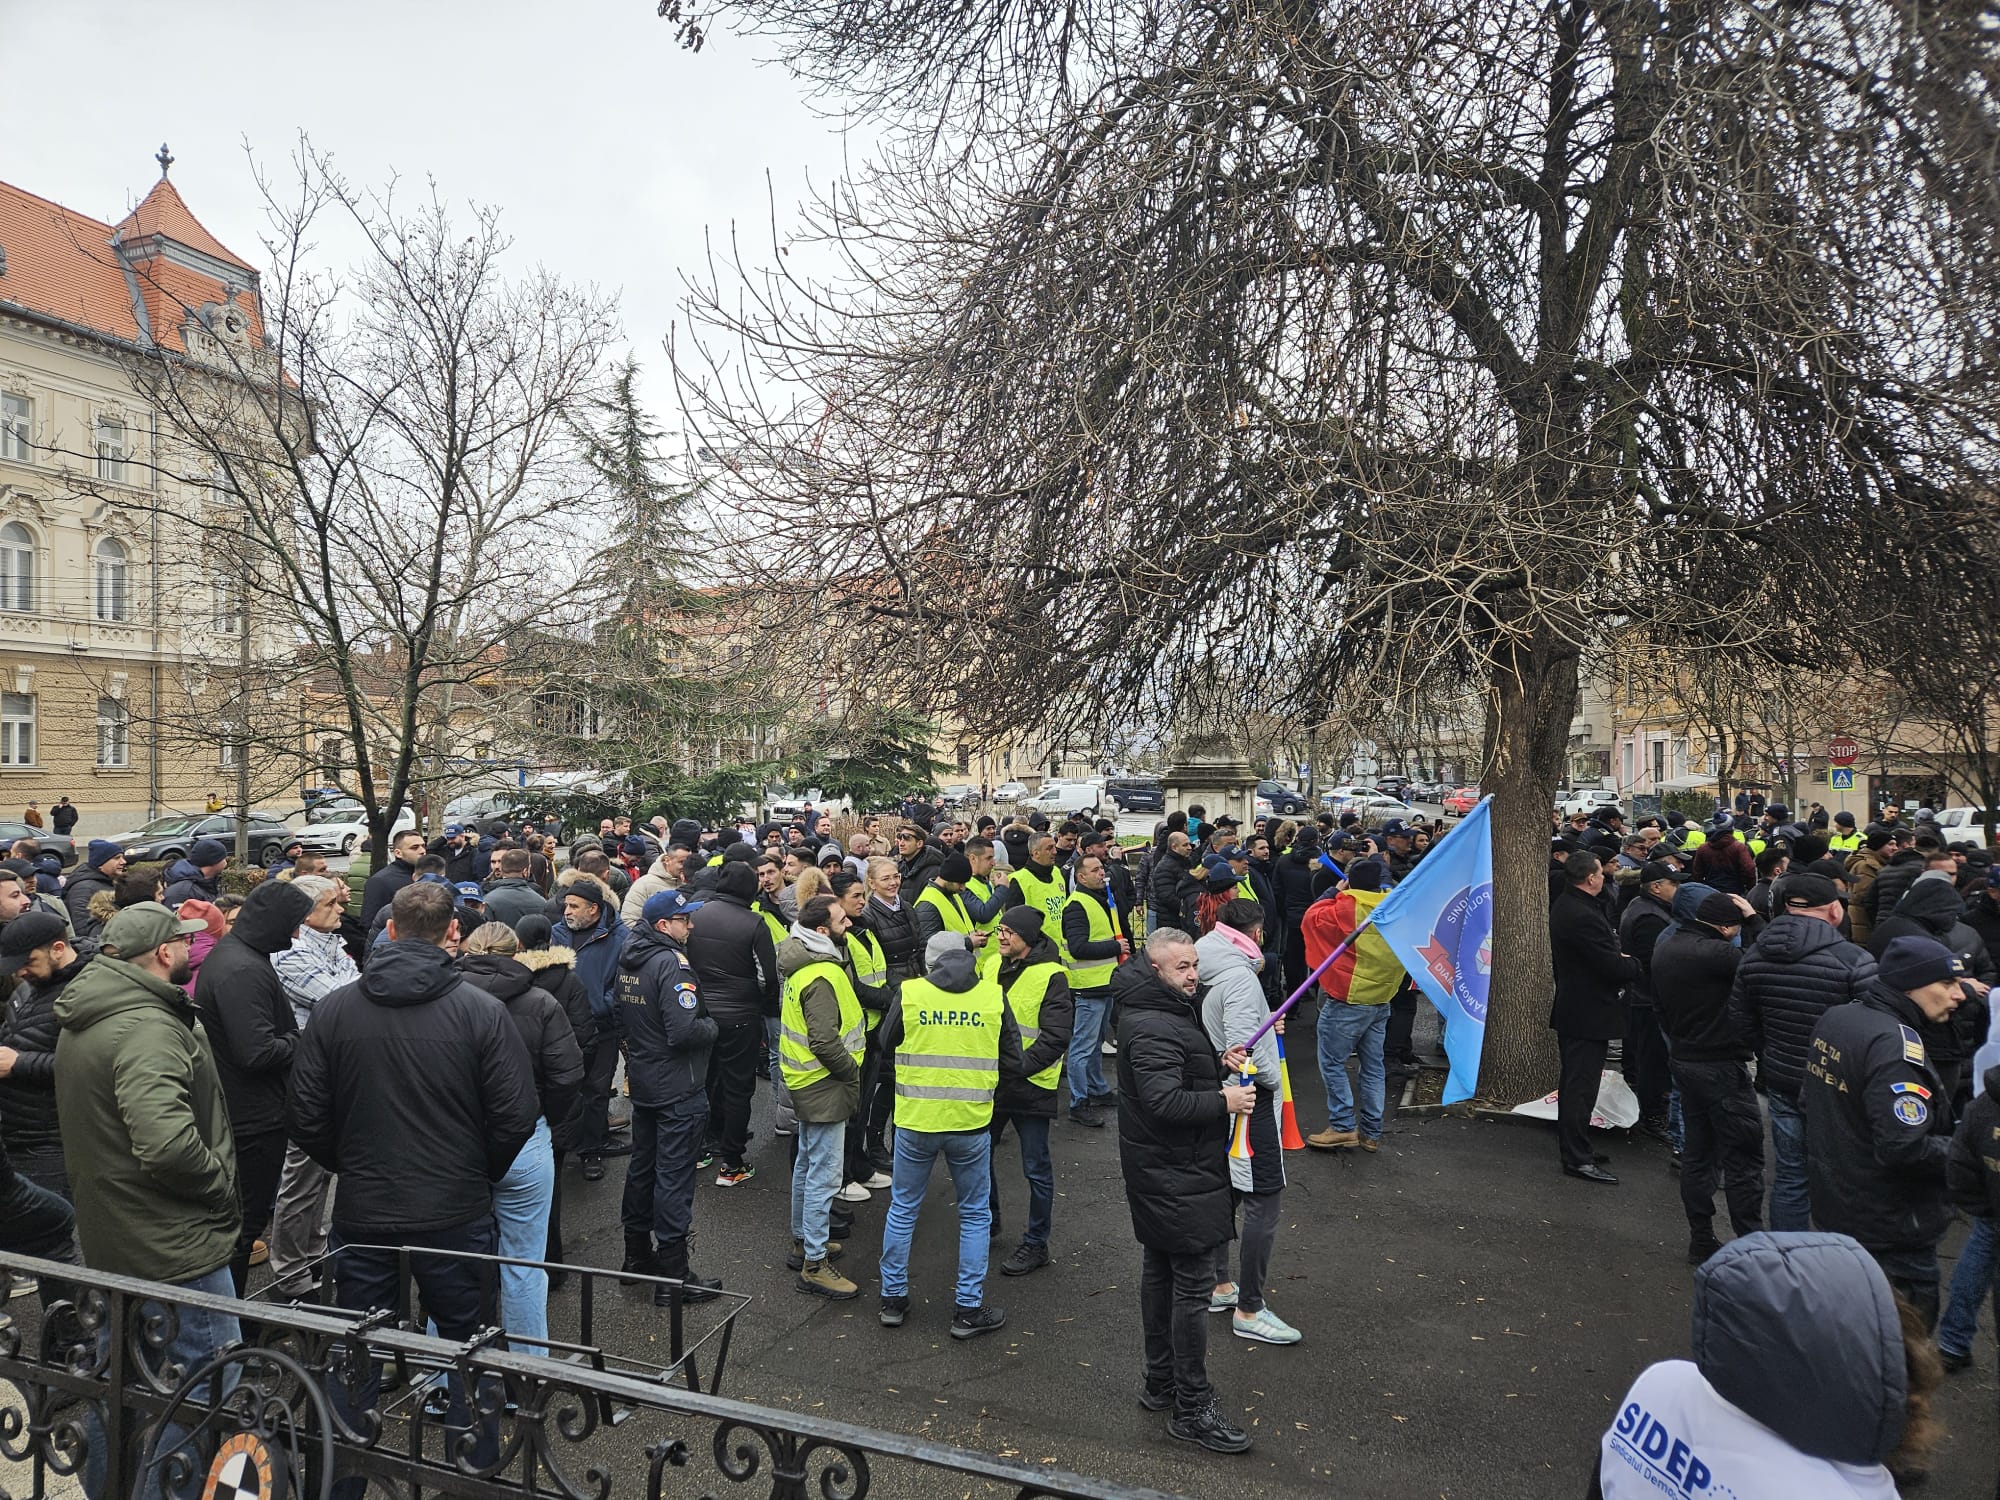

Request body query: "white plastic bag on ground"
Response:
[1510, 1071, 1641, 1130]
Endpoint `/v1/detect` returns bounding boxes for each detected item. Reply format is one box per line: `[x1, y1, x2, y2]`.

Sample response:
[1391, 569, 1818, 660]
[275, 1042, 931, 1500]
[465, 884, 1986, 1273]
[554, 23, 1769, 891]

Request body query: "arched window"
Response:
[0, 522, 34, 612]
[93, 537, 128, 622]
[96, 696, 128, 768]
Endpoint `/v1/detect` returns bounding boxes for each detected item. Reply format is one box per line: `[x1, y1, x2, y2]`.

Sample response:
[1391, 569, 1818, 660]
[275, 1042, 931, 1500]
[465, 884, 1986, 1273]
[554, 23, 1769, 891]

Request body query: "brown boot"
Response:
[1306, 1128, 1357, 1151]
[797, 1259, 860, 1300]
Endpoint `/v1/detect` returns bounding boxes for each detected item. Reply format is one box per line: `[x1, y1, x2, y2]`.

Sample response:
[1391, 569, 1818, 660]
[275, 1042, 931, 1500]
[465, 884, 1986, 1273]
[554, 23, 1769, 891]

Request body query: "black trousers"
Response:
[704, 1018, 761, 1171]
[575, 1035, 621, 1158]
[1672, 1058, 1765, 1236]
[1556, 1035, 1609, 1169]
[1385, 978, 1419, 1064]
[1140, 1244, 1217, 1417]
[329, 1216, 499, 1500]
[622, 1096, 706, 1243]
[0, 1167, 77, 1260]
[9, 1142, 69, 1201]
[230, 1127, 289, 1294]
[1622, 1005, 1672, 1122]
[844, 1040, 883, 1182]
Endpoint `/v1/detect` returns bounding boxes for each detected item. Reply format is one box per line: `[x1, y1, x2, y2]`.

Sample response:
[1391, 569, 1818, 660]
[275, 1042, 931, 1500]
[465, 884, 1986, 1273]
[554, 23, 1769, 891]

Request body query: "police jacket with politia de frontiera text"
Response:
[616, 921, 717, 1108]
[1800, 981, 1954, 1253]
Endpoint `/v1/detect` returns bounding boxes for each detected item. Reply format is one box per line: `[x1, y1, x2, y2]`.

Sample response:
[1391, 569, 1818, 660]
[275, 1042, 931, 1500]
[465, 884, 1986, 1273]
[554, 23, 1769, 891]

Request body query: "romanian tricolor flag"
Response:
[1228, 1062, 1259, 1161]
[1275, 1032, 1306, 1150]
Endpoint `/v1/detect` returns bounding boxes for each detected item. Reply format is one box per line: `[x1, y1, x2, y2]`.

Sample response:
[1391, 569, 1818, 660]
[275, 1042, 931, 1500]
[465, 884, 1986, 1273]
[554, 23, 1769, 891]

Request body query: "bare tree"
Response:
[667, 0, 2000, 1099]
[71, 143, 618, 855]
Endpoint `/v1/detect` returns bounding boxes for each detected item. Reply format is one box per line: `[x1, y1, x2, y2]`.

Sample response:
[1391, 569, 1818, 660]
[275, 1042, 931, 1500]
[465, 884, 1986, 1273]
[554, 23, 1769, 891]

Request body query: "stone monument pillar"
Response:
[1162, 727, 1261, 827]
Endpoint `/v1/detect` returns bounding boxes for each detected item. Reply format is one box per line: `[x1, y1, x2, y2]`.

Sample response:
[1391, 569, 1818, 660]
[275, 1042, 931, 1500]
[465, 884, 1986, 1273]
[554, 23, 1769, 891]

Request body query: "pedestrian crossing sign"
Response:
[1829, 767, 1855, 789]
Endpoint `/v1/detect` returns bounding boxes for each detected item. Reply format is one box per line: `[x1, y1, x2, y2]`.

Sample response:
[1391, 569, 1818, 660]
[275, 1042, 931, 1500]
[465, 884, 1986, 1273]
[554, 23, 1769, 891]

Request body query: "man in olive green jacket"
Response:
[54, 902, 239, 1287]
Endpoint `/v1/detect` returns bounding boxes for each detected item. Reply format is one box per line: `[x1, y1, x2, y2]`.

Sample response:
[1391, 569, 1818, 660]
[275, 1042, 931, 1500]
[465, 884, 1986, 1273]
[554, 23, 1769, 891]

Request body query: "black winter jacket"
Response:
[863, 896, 922, 982]
[1271, 849, 1320, 930]
[1948, 1064, 2000, 1220]
[1866, 877, 1996, 1089]
[1800, 982, 1954, 1253]
[287, 939, 538, 1236]
[192, 880, 316, 1138]
[0, 939, 95, 1154]
[359, 856, 418, 927]
[515, 946, 596, 1151]
[1548, 886, 1638, 1040]
[1727, 913, 1876, 1103]
[62, 867, 115, 939]
[1112, 952, 1233, 1256]
[1861, 849, 1927, 929]
[1652, 924, 1750, 1062]
[1617, 891, 1674, 1005]
[898, 841, 944, 892]
[995, 934, 1073, 1118]
[458, 952, 584, 1130]
[615, 922, 716, 1106]
[1147, 848, 1193, 928]
[685, 870, 780, 1024]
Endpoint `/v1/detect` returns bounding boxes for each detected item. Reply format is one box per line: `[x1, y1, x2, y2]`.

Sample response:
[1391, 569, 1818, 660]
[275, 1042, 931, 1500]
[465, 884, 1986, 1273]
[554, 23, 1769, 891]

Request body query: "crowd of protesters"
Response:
[0, 784, 1983, 1489]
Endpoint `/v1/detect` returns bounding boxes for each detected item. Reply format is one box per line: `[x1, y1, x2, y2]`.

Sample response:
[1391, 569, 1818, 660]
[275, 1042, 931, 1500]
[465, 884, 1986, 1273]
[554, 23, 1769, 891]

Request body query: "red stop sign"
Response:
[1828, 737, 1859, 766]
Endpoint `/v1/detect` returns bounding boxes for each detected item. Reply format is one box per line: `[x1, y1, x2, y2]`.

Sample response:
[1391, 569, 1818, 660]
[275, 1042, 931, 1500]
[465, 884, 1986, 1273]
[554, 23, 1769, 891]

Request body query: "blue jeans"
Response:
[494, 1118, 554, 1355]
[1939, 1215, 1999, 1358]
[878, 1128, 992, 1307]
[1318, 1001, 1389, 1139]
[987, 1112, 1054, 1247]
[84, 1264, 241, 1500]
[1766, 1091, 1811, 1232]
[790, 1118, 846, 1259]
[1067, 993, 1110, 1107]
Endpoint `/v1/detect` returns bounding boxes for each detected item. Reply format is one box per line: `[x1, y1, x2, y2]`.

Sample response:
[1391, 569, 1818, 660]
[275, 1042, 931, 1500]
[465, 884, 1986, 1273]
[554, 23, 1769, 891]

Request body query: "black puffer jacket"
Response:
[1617, 890, 1674, 1005]
[1147, 848, 1192, 926]
[514, 946, 595, 1150]
[193, 880, 316, 1138]
[0, 938, 96, 1153]
[1652, 924, 1749, 1063]
[1949, 1063, 2000, 1220]
[1271, 848, 1320, 930]
[1112, 951, 1233, 1256]
[864, 896, 922, 982]
[287, 939, 538, 1237]
[685, 864, 779, 1024]
[615, 921, 716, 1106]
[62, 866, 115, 939]
[458, 952, 584, 1130]
[1727, 913, 1876, 1103]
[1860, 848, 1927, 929]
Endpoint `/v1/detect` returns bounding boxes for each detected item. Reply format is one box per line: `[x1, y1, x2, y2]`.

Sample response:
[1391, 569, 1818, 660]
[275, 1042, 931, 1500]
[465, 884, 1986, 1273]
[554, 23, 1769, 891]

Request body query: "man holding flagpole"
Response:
[1301, 859, 1400, 1152]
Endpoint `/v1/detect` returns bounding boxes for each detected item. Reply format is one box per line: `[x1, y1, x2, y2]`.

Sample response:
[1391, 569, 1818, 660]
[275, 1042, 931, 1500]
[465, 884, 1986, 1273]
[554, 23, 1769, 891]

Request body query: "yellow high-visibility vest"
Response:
[1003, 960, 1065, 1092]
[893, 974, 1004, 1131]
[757, 903, 790, 949]
[779, 959, 865, 1092]
[966, 876, 1002, 978]
[1010, 865, 1067, 955]
[1829, 832, 1861, 853]
[1062, 887, 1125, 993]
[845, 927, 889, 1026]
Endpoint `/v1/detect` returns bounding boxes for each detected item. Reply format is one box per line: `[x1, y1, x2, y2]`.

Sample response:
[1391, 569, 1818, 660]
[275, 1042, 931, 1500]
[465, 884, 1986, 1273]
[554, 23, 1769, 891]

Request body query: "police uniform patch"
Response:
[1891, 1081, 1932, 1101]
[676, 983, 699, 1010]
[1899, 1024, 1926, 1066]
[1894, 1095, 1928, 1126]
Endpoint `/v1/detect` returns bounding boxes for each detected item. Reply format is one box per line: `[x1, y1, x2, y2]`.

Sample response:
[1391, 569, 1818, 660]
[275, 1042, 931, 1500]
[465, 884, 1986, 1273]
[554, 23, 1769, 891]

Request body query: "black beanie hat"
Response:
[999, 906, 1044, 941]
[1695, 892, 1742, 926]
[941, 853, 974, 884]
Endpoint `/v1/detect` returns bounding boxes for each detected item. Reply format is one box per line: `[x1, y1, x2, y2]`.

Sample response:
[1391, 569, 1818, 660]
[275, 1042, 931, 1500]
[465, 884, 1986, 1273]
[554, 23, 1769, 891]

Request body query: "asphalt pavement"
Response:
[521, 1034, 2000, 1498]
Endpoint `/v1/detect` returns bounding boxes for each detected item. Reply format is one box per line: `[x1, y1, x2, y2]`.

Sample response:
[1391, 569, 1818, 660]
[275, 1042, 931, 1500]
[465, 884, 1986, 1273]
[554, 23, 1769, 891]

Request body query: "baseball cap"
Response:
[1781, 873, 1842, 909]
[455, 881, 484, 900]
[642, 889, 704, 924]
[0, 910, 67, 972]
[102, 901, 208, 960]
[1637, 860, 1683, 885]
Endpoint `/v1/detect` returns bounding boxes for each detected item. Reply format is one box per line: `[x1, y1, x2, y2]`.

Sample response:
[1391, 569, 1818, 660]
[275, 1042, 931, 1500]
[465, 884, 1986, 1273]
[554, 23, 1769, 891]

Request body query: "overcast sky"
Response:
[4, 0, 851, 423]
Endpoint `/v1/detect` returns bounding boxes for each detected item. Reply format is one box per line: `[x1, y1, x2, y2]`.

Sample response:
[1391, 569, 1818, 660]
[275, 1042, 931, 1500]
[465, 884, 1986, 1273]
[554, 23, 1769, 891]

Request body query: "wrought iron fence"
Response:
[0, 1250, 1183, 1500]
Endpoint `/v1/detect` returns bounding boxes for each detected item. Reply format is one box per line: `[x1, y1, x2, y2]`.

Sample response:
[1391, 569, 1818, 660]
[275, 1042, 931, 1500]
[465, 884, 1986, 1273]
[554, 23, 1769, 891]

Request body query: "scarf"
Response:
[1213, 921, 1265, 970]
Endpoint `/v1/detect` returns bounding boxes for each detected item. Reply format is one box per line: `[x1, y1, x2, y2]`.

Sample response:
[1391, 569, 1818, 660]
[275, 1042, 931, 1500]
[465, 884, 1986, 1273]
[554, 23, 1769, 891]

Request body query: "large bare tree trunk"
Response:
[1477, 638, 1577, 1105]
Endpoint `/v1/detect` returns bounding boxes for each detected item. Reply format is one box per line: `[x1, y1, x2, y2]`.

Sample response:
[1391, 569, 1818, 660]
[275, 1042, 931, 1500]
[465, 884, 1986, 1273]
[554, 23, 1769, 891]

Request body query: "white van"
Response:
[1025, 782, 1102, 817]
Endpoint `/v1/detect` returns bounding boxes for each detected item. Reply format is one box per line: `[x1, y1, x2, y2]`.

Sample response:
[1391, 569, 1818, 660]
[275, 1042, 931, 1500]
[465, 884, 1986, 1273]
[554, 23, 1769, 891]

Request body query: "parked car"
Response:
[109, 811, 296, 867]
[1107, 776, 1166, 813]
[293, 802, 416, 856]
[993, 781, 1030, 803]
[1443, 786, 1481, 817]
[1318, 784, 1374, 811]
[1256, 779, 1309, 815]
[0, 821, 76, 868]
[939, 783, 981, 809]
[1935, 807, 1994, 849]
[1345, 795, 1418, 826]
[1024, 782, 1101, 817]
[1556, 788, 1624, 819]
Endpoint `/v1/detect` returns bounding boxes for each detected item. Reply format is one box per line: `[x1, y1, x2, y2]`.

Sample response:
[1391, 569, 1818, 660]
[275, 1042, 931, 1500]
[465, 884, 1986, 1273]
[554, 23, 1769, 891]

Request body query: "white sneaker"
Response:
[1232, 1306, 1303, 1345]
[836, 1181, 872, 1202]
[1100, 1039, 1119, 1055]
[863, 1171, 893, 1189]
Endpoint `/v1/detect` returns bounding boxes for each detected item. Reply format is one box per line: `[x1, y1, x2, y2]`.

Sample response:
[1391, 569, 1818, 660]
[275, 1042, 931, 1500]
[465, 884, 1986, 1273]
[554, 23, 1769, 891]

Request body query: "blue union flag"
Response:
[1369, 798, 1495, 1105]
